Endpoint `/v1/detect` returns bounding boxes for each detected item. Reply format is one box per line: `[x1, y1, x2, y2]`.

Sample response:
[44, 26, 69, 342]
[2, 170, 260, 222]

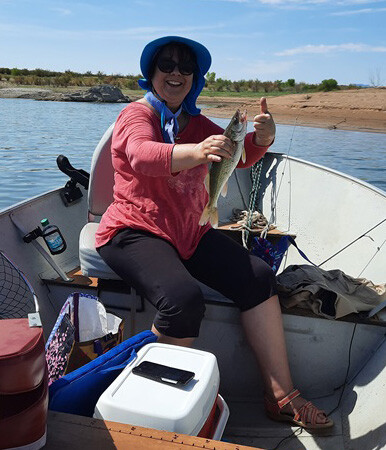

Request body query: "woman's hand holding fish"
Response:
[195, 135, 234, 163]
[253, 97, 276, 147]
[170, 135, 234, 173]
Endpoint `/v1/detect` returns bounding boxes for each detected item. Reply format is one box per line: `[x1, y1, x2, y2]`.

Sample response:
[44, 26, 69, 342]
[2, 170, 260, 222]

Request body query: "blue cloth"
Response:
[251, 235, 316, 274]
[138, 36, 211, 116]
[48, 330, 157, 417]
[145, 91, 182, 144]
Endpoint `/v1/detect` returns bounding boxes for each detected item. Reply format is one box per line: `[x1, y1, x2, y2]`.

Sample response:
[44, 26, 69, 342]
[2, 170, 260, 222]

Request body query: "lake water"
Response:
[1, 98, 385, 211]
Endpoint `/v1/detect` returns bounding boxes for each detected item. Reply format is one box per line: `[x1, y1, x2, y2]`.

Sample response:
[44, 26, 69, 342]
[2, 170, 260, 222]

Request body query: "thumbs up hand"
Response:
[253, 97, 276, 147]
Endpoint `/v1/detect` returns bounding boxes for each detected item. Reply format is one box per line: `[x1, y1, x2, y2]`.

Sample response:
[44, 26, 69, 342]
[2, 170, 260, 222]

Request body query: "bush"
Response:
[287, 78, 295, 87]
[320, 78, 338, 91]
[1, 65, 347, 95]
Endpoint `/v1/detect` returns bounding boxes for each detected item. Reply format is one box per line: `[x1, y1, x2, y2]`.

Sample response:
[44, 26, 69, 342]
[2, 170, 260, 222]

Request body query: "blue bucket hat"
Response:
[138, 36, 211, 116]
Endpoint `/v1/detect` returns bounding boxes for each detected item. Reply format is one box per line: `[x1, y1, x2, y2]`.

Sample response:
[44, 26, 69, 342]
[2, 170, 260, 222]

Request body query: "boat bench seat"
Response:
[79, 122, 120, 282]
[79, 222, 121, 281]
[79, 221, 234, 305]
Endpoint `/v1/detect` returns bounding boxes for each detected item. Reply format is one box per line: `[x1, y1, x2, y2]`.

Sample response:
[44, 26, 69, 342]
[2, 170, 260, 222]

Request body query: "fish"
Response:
[199, 109, 248, 228]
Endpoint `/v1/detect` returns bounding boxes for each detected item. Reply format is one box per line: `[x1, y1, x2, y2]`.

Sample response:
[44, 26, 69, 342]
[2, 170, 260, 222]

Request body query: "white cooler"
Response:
[94, 343, 229, 439]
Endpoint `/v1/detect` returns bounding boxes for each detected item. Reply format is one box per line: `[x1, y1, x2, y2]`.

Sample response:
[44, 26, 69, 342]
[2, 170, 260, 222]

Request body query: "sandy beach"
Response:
[1, 86, 385, 133]
[199, 88, 386, 134]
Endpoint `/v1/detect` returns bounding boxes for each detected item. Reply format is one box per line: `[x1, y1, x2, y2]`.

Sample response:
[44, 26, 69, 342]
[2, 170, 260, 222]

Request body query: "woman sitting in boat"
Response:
[95, 35, 333, 430]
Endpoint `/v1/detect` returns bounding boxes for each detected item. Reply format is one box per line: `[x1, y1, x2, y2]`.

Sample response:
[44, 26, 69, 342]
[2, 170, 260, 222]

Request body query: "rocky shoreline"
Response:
[0, 85, 130, 103]
[1, 85, 385, 133]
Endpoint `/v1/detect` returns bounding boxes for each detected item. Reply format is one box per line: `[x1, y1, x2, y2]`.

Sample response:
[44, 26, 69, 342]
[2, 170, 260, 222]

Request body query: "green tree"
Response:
[274, 80, 283, 92]
[287, 78, 295, 87]
[261, 81, 273, 93]
[320, 78, 338, 91]
[233, 81, 241, 92]
[205, 72, 216, 83]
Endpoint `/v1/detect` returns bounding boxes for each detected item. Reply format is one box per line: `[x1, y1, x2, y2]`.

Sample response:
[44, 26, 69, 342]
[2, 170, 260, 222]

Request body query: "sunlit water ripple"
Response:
[1, 98, 385, 211]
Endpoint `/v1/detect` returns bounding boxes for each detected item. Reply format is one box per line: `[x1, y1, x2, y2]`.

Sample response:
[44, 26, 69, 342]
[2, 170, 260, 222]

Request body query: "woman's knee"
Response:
[251, 256, 277, 285]
[237, 255, 278, 312]
[154, 281, 206, 338]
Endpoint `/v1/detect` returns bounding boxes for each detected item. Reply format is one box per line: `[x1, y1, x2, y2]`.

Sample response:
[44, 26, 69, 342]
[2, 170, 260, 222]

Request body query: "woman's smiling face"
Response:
[151, 44, 195, 112]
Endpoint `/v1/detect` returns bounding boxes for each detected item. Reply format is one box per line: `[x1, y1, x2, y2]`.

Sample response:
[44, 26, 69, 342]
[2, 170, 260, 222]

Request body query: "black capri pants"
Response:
[98, 228, 277, 339]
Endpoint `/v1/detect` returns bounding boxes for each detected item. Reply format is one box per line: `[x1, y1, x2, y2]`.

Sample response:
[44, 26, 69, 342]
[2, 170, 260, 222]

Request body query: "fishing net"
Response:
[0, 251, 37, 319]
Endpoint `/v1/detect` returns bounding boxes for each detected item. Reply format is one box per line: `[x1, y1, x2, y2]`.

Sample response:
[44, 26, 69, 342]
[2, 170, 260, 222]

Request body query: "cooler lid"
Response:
[95, 343, 220, 435]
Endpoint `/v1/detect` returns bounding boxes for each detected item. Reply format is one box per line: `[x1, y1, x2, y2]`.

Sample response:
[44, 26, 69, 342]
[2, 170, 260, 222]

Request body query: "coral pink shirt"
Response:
[95, 102, 269, 259]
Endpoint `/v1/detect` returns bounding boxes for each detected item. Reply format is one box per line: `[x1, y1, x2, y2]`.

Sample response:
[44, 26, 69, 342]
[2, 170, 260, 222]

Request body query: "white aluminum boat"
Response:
[0, 123, 385, 449]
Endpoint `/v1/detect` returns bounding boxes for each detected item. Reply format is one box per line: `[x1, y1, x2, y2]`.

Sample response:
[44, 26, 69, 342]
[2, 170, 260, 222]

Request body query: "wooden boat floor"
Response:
[45, 411, 258, 449]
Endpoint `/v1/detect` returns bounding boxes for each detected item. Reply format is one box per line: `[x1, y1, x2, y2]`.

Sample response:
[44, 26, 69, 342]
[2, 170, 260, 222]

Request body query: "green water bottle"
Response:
[40, 218, 67, 255]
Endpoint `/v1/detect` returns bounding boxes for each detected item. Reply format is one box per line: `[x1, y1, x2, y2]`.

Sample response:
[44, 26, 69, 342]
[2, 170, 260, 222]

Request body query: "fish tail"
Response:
[199, 204, 219, 228]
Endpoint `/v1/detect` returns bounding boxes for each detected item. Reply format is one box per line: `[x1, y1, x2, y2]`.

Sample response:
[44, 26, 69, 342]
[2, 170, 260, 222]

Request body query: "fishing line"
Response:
[357, 237, 386, 278]
[271, 427, 303, 450]
[271, 117, 298, 210]
[326, 323, 357, 417]
[242, 117, 299, 247]
[340, 331, 386, 389]
[271, 321, 358, 450]
[234, 170, 248, 210]
[261, 117, 298, 241]
[318, 218, 386, 267]
[259, 307, 382, 449]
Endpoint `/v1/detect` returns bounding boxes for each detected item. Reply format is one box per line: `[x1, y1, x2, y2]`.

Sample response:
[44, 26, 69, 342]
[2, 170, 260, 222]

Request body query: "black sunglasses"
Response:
[157, 58, 196, 76]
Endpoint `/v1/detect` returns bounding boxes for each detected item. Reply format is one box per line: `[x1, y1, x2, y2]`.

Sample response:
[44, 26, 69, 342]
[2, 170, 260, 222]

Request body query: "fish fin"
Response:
[199, 205, 219, 228]
[221, 182, 228, 197]
[199, 205, 210, 226]
[204, 173, 210, 193]
[242, 147, 246, 164]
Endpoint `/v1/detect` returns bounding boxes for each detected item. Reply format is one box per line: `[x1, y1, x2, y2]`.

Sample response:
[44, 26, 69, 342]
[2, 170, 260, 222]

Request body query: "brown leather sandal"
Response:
[264, 388, 334, 430]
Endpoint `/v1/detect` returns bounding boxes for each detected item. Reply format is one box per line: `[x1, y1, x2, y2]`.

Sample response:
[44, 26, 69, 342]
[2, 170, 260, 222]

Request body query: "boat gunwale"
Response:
[265, 150, 386, 198]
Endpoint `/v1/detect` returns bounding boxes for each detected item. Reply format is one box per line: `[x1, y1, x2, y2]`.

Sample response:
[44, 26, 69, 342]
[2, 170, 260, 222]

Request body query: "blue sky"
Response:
[1, 0, 385, 85]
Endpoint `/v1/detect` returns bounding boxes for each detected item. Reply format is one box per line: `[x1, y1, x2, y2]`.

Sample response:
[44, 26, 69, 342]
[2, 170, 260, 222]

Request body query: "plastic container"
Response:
[198, 394, 230, 440]
[40, 218, 66, 255]
[0, 319, 48, 450]
[94, 343, 228, 438]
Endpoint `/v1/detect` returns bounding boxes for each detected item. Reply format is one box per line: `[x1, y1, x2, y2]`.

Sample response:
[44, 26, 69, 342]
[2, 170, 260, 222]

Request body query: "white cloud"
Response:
[258, 0, 328, 3]
[51, 7, 72, 16]
[257, 0, 386, 5]
[203, 0, 249, 2]
[331, 7, 386, 15]
[134, 0, 155, 6]
[0, 23, 225, 40]
[337, 0, 386, 4]
[276, 43, 386, 56]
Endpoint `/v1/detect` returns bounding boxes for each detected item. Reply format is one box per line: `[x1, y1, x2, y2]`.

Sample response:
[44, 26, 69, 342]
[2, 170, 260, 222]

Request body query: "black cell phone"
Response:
[132, 361, 195, 386]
